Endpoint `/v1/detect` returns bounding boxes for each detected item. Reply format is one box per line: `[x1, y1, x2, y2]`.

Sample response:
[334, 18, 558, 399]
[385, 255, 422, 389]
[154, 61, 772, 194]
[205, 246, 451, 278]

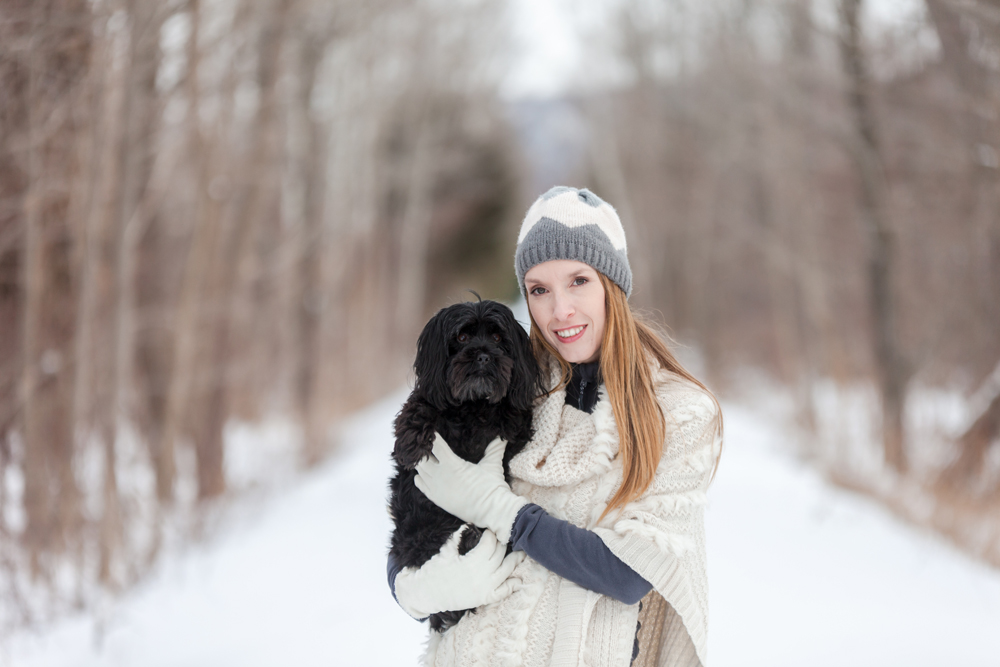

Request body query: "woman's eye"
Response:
[457, 333, 469, 343]
[573, 277, 588, 286]
[492, 333, 502, 343]
[529, 286, 546, 296]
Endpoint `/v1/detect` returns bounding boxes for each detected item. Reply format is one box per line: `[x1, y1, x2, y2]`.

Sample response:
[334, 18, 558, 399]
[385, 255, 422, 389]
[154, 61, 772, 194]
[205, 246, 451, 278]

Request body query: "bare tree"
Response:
[19, 0, 90, 567]
[838, 0, 910, 472]
[0, 0, 523, 626]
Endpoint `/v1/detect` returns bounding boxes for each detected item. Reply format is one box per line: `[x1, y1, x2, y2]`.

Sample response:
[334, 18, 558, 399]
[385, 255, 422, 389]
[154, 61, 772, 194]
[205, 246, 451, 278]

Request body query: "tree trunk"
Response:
[394, 107, 435, 362]
[161, 0, 213, 501]
[228, 0, 294, 424]
[292, 29, 330, 465]
[838, 0, 909, 472]
[20, 0, 90, 563]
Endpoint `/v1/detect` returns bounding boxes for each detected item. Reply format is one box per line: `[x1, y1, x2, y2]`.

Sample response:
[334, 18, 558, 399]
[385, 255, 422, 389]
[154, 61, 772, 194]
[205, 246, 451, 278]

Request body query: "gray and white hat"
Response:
[514, 186, 632, 298]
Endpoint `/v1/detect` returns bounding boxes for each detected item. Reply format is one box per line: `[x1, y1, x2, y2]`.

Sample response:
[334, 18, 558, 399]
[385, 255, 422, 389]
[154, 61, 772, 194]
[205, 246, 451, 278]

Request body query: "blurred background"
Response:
[1, 0, 1000, 660]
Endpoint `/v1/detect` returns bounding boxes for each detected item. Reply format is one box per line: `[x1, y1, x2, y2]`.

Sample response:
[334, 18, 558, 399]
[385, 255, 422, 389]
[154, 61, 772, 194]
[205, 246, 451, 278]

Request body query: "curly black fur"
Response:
[388, 299, 542, 632]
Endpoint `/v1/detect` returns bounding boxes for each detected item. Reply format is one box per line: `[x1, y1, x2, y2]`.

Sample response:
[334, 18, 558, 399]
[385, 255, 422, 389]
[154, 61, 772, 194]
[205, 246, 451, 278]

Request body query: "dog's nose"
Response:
[477, 352, 491, 366]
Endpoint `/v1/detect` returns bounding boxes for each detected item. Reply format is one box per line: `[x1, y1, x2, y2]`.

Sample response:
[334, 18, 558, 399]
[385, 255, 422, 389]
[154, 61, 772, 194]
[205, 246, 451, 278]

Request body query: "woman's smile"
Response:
[554, 324, 586, 342]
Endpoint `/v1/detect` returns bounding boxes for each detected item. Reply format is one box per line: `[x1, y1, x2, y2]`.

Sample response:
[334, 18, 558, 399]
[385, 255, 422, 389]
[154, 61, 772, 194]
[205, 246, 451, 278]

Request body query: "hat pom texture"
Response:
[515, 186, 632, 298]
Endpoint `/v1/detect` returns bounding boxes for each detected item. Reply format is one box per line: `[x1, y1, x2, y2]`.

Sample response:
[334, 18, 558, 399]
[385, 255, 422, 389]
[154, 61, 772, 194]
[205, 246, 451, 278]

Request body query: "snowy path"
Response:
[8, 391, 1000, 667]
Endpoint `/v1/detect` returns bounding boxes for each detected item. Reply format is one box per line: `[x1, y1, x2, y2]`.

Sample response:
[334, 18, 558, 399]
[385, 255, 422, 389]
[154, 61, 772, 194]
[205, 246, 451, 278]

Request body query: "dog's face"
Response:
[414, 300, 539, 410]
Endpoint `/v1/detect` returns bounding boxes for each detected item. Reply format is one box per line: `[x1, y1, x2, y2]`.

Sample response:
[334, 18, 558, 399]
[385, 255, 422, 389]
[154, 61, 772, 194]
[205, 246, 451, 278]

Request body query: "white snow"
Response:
[6, 391, 1000, 667]
[708, 404, 1000, 667]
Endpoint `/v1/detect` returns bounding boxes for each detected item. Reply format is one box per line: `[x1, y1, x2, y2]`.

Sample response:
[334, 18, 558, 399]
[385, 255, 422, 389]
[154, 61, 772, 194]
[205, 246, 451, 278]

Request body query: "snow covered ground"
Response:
[6, 389, 1000, 667]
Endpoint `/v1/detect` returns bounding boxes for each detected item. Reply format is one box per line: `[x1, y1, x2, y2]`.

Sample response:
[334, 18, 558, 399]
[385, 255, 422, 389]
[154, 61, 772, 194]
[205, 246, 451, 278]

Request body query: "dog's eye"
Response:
[457, 333, 470, 343]
[492, 333, 502, 343]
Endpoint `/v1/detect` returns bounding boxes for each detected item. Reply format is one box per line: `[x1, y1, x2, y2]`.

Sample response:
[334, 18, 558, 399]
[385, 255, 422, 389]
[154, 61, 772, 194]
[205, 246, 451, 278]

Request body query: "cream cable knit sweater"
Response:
[421, 363, 721, 667]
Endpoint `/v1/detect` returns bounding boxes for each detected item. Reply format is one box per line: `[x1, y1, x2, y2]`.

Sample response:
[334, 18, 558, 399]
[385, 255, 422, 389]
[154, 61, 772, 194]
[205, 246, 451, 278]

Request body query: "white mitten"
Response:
[414, 434, 529, 544]
[394, 525, 524, 620]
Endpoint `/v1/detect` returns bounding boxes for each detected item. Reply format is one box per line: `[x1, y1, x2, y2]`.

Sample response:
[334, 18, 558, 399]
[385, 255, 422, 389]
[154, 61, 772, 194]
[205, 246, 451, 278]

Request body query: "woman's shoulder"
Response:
[649, 365, 721, 472]
[651, 367, 718, 422]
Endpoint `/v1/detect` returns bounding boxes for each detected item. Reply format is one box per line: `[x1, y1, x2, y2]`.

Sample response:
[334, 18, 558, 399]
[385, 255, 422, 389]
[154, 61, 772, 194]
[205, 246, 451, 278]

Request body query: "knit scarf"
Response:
[508, 374, 624, 667]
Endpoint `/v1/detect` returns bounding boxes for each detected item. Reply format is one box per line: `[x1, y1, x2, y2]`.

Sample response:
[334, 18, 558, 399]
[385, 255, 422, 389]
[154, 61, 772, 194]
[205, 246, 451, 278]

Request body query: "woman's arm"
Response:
[510, 504, 652, 605]
[386, 553, 405, 605]
[414, 435, 652, 604]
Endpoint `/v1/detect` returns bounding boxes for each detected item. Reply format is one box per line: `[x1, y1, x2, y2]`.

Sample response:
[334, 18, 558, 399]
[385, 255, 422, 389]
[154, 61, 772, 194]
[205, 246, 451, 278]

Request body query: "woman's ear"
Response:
[414, 308, 453, 409]
[505, 310, 542, 412]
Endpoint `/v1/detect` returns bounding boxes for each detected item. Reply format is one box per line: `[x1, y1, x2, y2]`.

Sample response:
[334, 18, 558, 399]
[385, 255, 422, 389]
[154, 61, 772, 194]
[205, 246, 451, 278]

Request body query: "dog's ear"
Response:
[503, 308, 541, 412]
[414, 308, 453, 409]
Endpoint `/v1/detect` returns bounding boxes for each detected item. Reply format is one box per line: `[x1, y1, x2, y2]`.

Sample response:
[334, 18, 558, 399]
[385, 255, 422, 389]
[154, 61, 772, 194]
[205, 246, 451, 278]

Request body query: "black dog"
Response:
[388, 299, 541, 632]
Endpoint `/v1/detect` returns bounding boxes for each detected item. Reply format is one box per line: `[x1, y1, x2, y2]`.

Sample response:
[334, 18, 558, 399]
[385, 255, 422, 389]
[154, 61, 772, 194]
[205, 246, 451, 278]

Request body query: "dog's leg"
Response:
[393, 398, 439, 469]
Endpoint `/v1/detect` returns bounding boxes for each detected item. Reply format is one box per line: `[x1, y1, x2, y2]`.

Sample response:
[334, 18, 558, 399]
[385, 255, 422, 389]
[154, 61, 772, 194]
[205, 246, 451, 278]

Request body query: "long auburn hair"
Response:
[528, 272, 723, 522]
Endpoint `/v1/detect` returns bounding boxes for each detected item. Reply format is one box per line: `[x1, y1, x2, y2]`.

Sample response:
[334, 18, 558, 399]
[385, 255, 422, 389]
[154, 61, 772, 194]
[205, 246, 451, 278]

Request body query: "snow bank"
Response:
[709, 403, 1000, 667]
[5, 388, 426, 667]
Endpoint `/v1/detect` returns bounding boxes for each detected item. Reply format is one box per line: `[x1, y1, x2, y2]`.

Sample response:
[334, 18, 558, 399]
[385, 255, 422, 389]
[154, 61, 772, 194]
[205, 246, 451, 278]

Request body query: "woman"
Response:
[388, 186, 723, 667]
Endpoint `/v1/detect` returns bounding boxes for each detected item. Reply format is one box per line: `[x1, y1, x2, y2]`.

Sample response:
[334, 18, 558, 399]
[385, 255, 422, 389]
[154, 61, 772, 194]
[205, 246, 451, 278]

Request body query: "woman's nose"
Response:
[552, 291, 575, 320]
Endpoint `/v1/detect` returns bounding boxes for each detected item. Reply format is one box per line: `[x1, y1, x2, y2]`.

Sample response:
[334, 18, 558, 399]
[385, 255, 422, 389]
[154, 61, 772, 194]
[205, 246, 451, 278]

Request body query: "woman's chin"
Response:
[556, 342, 599, 364]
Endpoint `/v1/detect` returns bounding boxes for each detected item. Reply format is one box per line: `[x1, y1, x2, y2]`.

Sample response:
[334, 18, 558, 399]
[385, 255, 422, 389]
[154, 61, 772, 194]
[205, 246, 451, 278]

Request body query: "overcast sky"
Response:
[502, 0, 583, 99]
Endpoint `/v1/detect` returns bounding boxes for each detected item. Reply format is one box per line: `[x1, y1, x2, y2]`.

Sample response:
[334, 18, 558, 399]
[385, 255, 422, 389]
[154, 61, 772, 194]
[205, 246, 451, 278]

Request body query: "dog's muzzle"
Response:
[448, 349, 512, 404]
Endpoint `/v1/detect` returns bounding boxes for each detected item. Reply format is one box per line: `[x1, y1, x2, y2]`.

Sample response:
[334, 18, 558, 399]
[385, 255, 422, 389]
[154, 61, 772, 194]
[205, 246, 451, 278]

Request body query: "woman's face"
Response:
[524, 259, 606, 364]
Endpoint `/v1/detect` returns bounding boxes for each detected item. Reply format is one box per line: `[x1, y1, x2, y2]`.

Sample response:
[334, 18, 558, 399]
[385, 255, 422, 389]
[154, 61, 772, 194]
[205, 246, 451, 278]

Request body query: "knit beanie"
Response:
[514, 186, 632, 298]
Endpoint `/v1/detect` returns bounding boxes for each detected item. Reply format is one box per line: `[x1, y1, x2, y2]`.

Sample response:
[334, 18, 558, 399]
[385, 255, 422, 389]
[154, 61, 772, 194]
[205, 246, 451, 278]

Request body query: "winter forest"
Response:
[1, 0, 999, 664]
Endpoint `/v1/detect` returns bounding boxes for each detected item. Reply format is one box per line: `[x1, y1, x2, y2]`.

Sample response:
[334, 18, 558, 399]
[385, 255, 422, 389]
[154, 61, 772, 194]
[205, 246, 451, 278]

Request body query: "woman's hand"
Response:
[394, 526, 524, 620]
[414, 433, 529, 543]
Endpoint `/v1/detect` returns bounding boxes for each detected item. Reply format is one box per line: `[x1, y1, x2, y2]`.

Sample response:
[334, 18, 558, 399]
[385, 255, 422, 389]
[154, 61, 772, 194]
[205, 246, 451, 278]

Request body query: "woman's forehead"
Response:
[524, 259, 598, 283]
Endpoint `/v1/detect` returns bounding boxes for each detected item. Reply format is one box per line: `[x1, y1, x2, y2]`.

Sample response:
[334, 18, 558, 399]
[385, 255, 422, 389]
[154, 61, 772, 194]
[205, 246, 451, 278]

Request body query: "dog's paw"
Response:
[457, 524, 483, 556]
